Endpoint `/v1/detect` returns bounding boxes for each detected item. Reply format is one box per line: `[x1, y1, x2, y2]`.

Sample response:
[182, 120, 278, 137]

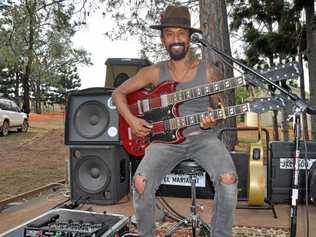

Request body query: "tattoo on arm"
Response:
[207, 64, 223, 108]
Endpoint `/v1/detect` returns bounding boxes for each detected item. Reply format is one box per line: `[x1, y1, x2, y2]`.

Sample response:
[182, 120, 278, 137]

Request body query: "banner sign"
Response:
[280, 158, 316, 170]
[161, 172, 206, 187]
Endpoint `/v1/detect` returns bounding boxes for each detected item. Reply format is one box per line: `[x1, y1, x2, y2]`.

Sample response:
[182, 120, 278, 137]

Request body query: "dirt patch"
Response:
[0, 112, 67, 200]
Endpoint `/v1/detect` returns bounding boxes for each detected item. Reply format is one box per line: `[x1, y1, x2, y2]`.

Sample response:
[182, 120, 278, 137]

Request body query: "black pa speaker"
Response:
[156, 152, 248, 199]
[309, 162, 316, 204]
[104, 58, 151, 88]
[65, 87, 119, 145]
[69, 145, 129, 205]
[269, 141, 316, 203]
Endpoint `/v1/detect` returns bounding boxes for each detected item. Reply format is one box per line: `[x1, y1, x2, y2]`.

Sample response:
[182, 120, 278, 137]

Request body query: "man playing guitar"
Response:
[112, 5, 237, 237]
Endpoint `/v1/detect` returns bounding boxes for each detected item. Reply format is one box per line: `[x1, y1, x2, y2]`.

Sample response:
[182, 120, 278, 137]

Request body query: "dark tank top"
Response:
[159, 61, 214, 137]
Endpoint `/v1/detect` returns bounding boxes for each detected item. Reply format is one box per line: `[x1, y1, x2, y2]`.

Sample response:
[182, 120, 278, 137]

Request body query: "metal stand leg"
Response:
[165, 174, 211, 237]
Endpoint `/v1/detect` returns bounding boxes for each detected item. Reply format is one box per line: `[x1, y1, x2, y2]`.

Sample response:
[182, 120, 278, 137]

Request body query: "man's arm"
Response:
[112, 65, 159, 137]
[200, 63, 223, 129]
[206, 63, 223, 108]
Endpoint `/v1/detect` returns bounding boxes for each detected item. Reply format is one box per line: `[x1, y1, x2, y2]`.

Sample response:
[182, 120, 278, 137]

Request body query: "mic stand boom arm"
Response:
[192, 34, 316, 237]
[191, 35, 316, 114]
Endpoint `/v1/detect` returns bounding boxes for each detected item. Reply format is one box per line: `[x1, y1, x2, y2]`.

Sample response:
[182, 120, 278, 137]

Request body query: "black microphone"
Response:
[191, 33, 202, 43]
[191, 33, 208, 48]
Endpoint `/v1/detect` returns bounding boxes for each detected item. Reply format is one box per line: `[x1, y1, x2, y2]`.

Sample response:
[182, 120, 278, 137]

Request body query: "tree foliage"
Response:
[0, 0, 92, 113]
[227, 0, 301, 66]
[226, 0, 309, 141]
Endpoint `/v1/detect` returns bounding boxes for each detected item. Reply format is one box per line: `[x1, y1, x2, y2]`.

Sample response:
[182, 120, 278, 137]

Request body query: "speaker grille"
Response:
[74, 101, 109, 139]
[113, 73, 129, 88]
[76, 155, 111, 193]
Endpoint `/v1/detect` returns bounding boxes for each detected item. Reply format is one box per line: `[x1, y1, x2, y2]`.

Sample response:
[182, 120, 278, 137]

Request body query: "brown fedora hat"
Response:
[150, 5, 202, 34]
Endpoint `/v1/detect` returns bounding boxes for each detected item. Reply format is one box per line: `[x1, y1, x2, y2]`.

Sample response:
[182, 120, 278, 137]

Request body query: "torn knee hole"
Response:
[134, 175, 146, 193]
[220, 173, 237, 184]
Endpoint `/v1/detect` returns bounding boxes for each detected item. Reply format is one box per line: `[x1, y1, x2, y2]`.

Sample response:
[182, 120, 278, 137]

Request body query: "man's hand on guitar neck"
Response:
[129, 116, 153, 138]
[200, 107, 216, 129]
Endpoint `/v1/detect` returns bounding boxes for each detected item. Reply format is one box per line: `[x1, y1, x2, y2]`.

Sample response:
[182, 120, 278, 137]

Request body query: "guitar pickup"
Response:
[160, 94, 168, 107]
[141, 99, 150, 113]
[128, 127, 132, 141]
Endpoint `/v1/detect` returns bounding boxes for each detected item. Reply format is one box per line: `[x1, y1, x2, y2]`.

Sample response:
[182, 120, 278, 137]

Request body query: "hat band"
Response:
[162, 16, 191, 27]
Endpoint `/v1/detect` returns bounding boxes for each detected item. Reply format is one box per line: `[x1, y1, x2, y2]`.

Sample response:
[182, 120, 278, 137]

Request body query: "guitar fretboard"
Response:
[164, 61, 300, 105]
[166, 77, 246, 104]
[167, 103, 250, 130]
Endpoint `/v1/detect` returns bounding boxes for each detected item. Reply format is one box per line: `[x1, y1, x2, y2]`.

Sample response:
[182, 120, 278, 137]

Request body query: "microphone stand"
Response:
[192, 34, 316, 237]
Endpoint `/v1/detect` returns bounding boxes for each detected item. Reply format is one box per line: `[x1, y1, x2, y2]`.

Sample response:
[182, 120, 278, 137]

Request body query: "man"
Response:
[112, 5, 237, 237]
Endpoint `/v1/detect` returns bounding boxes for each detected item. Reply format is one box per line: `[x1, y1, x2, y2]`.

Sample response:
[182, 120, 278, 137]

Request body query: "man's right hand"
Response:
[129, 116, 153, 138]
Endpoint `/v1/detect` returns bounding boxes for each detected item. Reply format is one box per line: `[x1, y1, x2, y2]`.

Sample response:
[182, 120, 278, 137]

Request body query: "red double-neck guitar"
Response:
[119, 62, 299, 156]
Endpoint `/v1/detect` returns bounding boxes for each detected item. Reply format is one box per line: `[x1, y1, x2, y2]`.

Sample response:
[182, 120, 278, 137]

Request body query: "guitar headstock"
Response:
[249, 96, 287, 114]
[256, 61, 302, 82]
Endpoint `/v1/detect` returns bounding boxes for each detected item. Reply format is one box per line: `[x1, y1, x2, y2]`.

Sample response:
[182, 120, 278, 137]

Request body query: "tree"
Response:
[199, 0, 236, 150]
[227, 0, 316, 140]
[301, 0, 316, 139]
[227, 0, 302, 141]
[0, 0, 92, 113]
[46, 57, 84, 105]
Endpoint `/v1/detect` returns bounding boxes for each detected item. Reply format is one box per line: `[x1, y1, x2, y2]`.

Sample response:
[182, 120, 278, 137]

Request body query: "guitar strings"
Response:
[126, 76, 244, 110]
[126, 62, 297, 110]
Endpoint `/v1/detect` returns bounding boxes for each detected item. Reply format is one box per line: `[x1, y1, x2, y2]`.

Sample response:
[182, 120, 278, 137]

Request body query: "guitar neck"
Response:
[164, 61, 300, 105]
[166, 76, 246, 104]
[166, 103, 250, 130]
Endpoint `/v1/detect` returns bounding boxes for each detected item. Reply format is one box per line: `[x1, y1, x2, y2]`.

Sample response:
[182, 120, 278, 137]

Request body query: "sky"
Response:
[72, 11, 141, 89]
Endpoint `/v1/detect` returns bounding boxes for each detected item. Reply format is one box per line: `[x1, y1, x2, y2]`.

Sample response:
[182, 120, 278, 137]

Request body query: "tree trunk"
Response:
[199, 0, 237, 151]
[14, 70, 20, 105]
[35, 80, 41, 114]
[305, 2, 316, 139]
[23, 0, 36, 114]
[267, 28, 279, 141]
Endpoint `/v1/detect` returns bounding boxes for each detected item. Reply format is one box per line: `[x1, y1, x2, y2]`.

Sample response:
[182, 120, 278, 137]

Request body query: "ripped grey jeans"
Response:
[133, 132, 238, 237]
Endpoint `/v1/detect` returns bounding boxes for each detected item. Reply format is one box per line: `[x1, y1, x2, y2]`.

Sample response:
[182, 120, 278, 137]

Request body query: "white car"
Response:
[0, 98, 29, 136]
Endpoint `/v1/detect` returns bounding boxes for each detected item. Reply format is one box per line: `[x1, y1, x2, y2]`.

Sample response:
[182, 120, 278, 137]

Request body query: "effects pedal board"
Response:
[24, 218, 110, 236]
[0, 208, 129, 237]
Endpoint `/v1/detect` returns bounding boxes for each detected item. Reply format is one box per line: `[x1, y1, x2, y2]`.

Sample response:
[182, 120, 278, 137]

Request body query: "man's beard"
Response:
[167, 43, 188, 61]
